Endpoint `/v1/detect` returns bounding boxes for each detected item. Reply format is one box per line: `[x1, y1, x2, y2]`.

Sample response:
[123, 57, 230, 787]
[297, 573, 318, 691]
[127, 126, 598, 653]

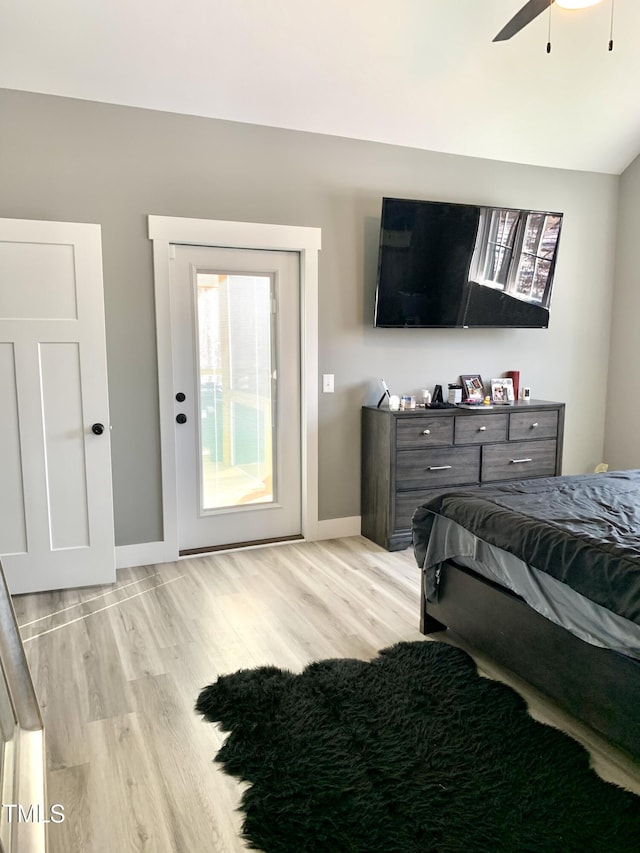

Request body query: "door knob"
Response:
[176, 413, 187, 424]
[176, 392, 186, 402]
[91, 423, 105, 435]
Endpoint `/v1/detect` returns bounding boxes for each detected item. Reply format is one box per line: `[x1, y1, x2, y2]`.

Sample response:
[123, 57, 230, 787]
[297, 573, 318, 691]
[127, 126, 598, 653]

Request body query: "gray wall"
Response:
[604, 151, 640, 468]
[0, 89, 620, 546]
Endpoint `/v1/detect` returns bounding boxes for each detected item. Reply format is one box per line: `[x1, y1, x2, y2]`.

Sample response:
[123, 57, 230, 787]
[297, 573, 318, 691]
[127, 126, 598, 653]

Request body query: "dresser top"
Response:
[364, 400, 564, 415]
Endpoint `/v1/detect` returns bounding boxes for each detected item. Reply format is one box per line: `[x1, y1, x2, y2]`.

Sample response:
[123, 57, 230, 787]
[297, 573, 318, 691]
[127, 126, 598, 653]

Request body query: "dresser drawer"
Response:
[482, 439, 557, 482]
[397, 446, 480, 489]
[396, 416, 454, 448]
[395, 490, 440, 531]
[509, 410, 558, 441]
[394, 486, 479, 531]
[455, 413, 508, 445]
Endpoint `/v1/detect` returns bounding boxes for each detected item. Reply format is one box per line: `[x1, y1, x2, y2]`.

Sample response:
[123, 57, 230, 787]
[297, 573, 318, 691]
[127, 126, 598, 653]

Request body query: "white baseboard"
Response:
[315, 516, 361, 540]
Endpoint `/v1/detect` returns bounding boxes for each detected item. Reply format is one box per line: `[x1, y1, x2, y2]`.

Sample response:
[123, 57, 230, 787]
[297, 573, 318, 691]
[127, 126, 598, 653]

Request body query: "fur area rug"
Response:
[196, 640, 640, 852]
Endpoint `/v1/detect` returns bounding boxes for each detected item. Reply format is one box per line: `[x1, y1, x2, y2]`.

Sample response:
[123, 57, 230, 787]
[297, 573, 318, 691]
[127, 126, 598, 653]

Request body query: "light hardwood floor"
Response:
[12, 536, 640, 852]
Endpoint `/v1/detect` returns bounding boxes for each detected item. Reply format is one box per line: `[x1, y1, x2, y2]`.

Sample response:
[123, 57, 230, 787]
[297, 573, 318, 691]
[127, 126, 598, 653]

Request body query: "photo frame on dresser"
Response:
[460, 374, 484, 403]
[491, 377, 515, 404]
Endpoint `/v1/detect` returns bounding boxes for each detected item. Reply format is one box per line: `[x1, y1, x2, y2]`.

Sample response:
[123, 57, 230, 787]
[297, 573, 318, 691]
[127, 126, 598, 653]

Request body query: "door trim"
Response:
[148, 215, 321, 563]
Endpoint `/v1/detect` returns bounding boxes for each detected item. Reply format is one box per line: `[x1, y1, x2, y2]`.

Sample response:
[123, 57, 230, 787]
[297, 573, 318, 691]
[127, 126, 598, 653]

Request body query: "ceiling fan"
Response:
[493, 0, 605, 42]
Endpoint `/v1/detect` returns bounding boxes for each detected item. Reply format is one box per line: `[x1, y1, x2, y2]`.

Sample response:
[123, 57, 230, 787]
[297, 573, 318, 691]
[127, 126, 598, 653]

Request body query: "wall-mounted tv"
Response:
[374, 197, 563, 328]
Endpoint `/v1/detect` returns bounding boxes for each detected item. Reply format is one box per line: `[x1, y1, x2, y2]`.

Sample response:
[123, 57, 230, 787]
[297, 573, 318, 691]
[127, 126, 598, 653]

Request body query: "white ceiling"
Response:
[1, 0, 639, 174]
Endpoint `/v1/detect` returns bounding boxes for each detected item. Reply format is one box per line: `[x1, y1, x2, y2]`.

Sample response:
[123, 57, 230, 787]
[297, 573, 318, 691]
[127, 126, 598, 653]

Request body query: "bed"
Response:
[412, 469, 640, 759]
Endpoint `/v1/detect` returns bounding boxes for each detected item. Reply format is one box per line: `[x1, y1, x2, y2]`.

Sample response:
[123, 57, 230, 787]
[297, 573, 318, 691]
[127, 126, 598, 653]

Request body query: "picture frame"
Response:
[491, 377, 515, 404]
[460, 374, 484, 403]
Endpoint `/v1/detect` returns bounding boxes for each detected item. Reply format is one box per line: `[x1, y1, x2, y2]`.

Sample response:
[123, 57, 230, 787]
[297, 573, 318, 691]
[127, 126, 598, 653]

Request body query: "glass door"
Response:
[171, 246, 301, 552]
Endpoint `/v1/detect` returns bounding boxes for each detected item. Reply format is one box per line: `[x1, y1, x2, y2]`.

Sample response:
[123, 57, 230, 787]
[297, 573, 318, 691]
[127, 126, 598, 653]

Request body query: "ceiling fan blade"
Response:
[493, 0, 554, 42]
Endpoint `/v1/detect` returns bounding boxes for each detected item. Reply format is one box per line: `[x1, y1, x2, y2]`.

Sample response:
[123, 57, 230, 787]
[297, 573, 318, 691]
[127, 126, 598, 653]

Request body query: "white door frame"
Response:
[148, 215, 321, 562]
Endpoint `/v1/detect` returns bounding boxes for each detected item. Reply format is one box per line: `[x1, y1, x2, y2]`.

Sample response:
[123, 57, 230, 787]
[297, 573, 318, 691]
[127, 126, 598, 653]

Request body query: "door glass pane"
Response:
[197, 272, 275, 511]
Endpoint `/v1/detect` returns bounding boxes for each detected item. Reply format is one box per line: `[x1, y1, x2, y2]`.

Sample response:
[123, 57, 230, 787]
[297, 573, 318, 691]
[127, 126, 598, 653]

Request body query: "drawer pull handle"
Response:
[479, 426, 486, 431]
[422, 429, 431, 435]
[428, 465, 453, 471]
[531, 422, 539, 428]
[511, 458, 533, 464]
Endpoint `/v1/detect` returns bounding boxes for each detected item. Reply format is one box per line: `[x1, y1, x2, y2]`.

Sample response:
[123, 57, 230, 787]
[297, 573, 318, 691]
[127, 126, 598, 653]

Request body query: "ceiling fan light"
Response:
[555, 0, 604, 9]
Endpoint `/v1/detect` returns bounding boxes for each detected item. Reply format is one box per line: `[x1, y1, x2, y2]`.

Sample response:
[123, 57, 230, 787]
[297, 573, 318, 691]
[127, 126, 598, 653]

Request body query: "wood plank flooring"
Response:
[12, 536, 640, 853]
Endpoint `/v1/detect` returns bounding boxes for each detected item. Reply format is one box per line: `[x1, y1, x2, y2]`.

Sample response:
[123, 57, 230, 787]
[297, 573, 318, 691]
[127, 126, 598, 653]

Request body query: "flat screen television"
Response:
[374, 197, 563, 328]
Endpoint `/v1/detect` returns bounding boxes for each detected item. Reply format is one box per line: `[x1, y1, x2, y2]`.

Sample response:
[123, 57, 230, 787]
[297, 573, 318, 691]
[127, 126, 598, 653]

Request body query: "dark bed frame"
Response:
[420, 560, 640, 760]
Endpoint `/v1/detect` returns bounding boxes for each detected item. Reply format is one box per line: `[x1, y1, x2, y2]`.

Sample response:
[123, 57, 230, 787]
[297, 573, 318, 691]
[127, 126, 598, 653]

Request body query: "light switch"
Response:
[322, 374, 335, 393]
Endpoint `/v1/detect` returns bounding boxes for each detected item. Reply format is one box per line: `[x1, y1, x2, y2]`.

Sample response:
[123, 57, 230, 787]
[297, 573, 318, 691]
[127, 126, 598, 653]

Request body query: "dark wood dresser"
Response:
[361, 400, 565, 550]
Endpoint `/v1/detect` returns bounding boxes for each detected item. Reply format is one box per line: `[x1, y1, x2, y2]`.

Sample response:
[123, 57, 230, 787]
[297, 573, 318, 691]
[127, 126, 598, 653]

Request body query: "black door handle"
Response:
[91, 423, 105, 435]
[176, 413, 187, 424]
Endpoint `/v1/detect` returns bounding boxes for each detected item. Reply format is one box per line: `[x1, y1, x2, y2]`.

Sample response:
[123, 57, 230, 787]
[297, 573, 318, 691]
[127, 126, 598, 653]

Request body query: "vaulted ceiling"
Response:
[1, 0, 639, 174]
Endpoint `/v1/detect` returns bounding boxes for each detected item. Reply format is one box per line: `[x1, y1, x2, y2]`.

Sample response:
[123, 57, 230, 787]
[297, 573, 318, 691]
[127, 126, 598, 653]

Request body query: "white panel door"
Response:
[171, 245, 301, 551]
[0, 219, 115, 594]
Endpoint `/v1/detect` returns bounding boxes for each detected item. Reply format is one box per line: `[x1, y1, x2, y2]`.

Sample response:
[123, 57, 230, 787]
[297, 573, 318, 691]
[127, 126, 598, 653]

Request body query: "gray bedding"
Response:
[412, 470, 640, 626]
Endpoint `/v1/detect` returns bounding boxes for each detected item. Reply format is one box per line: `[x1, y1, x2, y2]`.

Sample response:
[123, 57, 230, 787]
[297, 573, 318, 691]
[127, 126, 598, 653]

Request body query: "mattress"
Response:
[412, 470, 640, 658]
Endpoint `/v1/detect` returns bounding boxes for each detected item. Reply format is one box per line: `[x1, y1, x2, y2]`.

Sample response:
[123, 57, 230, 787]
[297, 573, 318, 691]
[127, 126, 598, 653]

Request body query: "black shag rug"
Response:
[196, 641, 640, 852]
